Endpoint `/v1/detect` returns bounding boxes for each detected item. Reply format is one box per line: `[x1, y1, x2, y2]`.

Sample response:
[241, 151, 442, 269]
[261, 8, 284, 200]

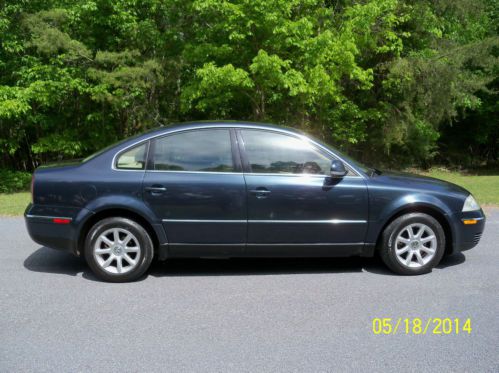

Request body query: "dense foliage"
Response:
[0, 169, 31, 193]
[0, 0, 497, 171]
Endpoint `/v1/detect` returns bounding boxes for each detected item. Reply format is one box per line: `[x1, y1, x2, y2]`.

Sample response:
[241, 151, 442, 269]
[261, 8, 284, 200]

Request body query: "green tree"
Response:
[0, 0, 497, 171]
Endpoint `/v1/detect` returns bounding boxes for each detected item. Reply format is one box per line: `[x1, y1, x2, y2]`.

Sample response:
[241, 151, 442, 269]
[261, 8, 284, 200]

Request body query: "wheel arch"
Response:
[77, 208, 161, 257]
[375, 204, 454, 255]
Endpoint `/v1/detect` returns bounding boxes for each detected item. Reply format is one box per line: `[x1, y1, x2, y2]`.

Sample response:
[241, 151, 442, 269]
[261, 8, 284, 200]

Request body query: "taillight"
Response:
[30, 174, 35, 204]
[53, 218, 71, 224]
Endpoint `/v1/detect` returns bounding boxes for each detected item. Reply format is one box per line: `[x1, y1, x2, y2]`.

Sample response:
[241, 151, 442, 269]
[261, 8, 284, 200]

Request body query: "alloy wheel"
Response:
[394, 223, 437, 268]
[93, 228, 141, 274]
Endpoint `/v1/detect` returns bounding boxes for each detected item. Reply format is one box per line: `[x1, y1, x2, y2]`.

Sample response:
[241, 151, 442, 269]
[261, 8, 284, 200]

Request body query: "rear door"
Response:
[142, 128, 246, 256]
[237, 129, 368, 256]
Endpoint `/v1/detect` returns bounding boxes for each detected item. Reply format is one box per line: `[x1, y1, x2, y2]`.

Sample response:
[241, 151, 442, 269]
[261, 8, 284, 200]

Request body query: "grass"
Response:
[0, 169, 497, 216]
[0, 192, 30, 216]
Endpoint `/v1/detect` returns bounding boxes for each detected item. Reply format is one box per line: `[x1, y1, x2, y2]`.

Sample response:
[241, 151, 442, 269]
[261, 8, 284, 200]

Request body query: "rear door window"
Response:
[152, 129, 235, 172]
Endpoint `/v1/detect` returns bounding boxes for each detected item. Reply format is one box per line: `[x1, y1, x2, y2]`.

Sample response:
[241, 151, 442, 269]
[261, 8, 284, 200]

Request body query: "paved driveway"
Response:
[1, 209, 498, 372]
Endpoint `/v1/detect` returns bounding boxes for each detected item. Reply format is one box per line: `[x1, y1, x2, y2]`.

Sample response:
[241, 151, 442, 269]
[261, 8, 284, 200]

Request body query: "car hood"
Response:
[371, 171, 469, 197]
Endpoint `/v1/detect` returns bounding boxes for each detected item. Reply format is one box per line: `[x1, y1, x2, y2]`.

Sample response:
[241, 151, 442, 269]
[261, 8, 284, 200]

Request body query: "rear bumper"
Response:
[24, 204, 82, 255]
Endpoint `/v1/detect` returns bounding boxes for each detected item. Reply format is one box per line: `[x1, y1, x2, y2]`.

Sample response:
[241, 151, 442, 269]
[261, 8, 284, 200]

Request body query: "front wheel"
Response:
[84, 217, 154, 282]
[379, 213, 446, 275]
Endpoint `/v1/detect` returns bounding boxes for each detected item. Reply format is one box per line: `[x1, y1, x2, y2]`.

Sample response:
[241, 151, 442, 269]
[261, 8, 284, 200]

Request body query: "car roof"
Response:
[84, 121, 304, 163]
[140, 120, 303, 138]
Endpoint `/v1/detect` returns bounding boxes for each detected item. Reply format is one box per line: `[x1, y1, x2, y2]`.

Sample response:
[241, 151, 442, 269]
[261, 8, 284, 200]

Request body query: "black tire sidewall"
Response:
[381, 213, 446, 275]
[84, 217, 154, 282]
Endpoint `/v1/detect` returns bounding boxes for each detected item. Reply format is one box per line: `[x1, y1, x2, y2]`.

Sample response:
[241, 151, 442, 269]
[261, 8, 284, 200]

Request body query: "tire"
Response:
[379, 213, 445, 275]
[84, 217, 154, 282]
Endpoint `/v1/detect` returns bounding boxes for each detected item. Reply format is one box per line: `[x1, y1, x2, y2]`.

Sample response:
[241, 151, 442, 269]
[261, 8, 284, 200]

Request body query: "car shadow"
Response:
[362, 252, 467, 276]
[23, 247, 100, 281]
[23, 247, 467, 280]
[437, 252, 466, 268]
[148, 257, 369, 277]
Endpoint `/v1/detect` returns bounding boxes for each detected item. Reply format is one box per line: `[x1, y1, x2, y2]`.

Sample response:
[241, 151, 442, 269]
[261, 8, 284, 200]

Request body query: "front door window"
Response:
[240, 130, 331, 175]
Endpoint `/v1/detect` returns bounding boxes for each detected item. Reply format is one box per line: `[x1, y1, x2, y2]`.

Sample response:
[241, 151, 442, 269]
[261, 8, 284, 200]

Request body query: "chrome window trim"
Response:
[245, 172, 326, 178]
[162, 219, 366, 224]
[146, 170, 242, 175]
[110, 124, 365, 178]
[243, 173, 360, 179]
[144, 169, 360, 179]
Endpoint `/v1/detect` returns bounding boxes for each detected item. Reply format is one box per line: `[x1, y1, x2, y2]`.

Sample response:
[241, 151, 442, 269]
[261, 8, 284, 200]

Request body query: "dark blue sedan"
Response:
[25, 122, 486, 282]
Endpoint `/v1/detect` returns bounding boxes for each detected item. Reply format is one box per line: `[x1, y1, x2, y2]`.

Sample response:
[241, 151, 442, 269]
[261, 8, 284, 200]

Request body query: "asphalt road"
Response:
[1, 209, 498, 372]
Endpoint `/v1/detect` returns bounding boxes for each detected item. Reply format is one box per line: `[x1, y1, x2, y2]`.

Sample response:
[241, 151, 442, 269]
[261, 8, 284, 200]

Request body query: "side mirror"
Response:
[330, 160, 347, 178]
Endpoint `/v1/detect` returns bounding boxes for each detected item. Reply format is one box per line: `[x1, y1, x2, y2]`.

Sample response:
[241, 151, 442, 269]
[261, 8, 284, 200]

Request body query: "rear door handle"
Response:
[145, 185, 167, 195]
[250, 188, 271, 198]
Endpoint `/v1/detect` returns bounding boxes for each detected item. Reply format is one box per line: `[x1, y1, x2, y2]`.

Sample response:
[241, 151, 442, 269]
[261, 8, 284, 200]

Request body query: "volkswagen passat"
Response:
[25, 122, 485, 282]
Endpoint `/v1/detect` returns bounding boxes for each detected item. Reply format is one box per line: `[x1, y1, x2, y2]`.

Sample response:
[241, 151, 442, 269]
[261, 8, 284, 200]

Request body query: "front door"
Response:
[142, 128, 246, 256]
[238, 129, 368, 256]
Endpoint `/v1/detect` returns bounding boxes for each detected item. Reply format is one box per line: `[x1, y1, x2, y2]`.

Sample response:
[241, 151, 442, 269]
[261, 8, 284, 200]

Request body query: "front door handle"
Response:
[145, 185, 167, 195]
[250, 188, 271, 198]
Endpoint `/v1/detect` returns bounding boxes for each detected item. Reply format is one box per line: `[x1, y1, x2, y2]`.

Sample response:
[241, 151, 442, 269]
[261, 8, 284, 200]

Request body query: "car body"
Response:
[25, 121, 486, 281]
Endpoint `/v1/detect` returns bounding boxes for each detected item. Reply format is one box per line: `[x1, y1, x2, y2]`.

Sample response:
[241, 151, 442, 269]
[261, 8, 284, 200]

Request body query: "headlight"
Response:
[462, 194, 480, 212]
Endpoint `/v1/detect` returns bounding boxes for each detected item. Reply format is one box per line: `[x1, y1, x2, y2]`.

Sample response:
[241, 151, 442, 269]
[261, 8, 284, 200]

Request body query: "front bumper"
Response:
[451, 209, 486, 253]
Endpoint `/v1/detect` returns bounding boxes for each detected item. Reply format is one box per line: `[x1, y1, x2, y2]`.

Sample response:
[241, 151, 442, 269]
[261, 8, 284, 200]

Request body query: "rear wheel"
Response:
[84, 217, 154, 282]
[379, 213, 445, 275]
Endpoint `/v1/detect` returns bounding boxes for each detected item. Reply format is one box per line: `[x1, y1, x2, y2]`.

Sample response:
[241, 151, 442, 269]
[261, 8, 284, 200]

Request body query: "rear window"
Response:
[116, 143, 148, 170]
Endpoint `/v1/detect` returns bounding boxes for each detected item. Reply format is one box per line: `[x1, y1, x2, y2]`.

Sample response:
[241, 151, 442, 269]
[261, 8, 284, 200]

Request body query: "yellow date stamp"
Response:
[372, 318, 472, 335]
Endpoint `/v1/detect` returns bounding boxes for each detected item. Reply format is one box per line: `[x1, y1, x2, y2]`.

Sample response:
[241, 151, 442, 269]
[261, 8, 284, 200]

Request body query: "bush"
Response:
[0, 169, 32, 193]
